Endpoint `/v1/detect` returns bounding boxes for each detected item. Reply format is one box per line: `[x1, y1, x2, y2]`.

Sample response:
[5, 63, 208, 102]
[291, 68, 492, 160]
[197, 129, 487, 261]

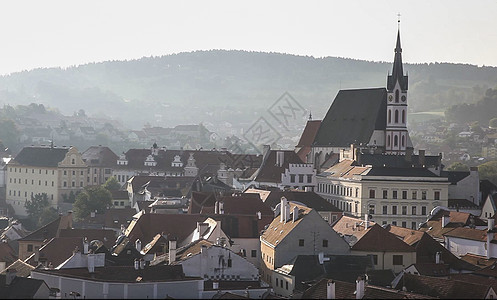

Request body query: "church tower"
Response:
[385, 28, 409, 154]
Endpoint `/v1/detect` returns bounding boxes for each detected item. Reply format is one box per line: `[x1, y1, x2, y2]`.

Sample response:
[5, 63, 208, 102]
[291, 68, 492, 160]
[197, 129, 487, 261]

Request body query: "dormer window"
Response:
[117, 153, 128, 166]
[144, 154, 157, 167]
[172, 155, 183, 168]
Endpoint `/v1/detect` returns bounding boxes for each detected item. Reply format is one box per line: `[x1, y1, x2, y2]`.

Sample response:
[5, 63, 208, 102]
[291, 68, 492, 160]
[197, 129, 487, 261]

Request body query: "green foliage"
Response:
[0, 119, 19, 150]
[73, 186, 112, 220]
[103, 176, 121, 191]
[24, 193, 54, 229]
[446, 88, 497, 125]
[478, 161, 497, 185]
[447, 162, 469, 171]
[490, 118, 497, 128]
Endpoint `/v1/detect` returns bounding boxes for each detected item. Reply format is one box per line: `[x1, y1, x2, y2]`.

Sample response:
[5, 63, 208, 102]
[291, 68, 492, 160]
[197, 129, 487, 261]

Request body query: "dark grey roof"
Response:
[440, 171, 470, 185]
[0, 275, 48, 298]
[262, 190, 342, 212]
[12, 146, 69, 167]
[313, 88, 387, 147]
[358, 152, 441, 168]
[365, 167, 439, 178]
[387, 30, 408, 91]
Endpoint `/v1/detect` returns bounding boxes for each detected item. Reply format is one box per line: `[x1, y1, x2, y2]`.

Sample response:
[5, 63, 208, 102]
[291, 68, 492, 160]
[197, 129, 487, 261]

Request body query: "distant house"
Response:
[82, 146, 119, 186]
[260, 199, 350, 285]
[0, 269, 50, 299]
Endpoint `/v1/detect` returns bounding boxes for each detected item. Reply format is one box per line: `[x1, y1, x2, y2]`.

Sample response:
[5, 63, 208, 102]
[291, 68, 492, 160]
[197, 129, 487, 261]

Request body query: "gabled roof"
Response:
[460, 253, 497, 269]
[82, 146, 119, 167]
[0, 242, 17, 266]
[199, 193, 273, 216]
[351, 224, 415, 252]
[261, 203, 313, 246]
[312, 88, 387, 147]
[440, 170, 470, 185]
[394, 272, 492, 299]
[10, 146, 69, 167]
[25, 237, 83, 268]
[0, 274, 49, 299]
[296, 120, 321, 147]
[332, 215, 374, 243]
[19, 214, 72, 242]
[254, 150, 303, 183]
[443, 227, 488, 242]
[252, 189, 342, 212]
[385, 225, 424, 246]
[0, 259, 34, 277]
[58, 228, 116, 249]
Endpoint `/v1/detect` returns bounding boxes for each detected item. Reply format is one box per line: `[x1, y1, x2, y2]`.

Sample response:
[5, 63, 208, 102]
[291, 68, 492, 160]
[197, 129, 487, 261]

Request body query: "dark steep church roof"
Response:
[312, 88, 387, 147]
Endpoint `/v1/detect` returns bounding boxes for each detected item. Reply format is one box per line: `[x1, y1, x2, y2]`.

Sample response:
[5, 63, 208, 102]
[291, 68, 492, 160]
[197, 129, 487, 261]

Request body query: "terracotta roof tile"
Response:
[261, 203, 312, 246]
[296, 120, 321, 147]
[351, 224, 415, 252]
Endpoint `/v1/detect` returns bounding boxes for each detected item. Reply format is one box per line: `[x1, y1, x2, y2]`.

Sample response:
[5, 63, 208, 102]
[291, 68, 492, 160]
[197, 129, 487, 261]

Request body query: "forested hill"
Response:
[0, 50, 495, 129]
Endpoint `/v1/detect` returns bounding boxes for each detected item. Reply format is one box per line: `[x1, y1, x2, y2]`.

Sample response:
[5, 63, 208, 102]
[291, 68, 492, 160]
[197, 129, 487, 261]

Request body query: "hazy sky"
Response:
[0, 0, 495, 75]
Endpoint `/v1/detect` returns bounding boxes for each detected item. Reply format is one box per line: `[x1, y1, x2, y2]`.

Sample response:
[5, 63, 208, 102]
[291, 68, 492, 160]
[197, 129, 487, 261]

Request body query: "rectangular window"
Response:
[393, 255, 403, 265]
[402, 221, 407, 228]
[72, 182, 75, 187]
[307, 174, 312, 183]
[251, 250, 257, 258]
[392, 206, 397, 215]
[422, 206, 427, 215]
[290, 174, 295, 183]
[299, 239, 304, 247]
[412, 206, 417, 215]
[383, 205, 387, 214]
[322, 239, 328, 247]
[369, 189, 375, 199]
[81, 171, 84, 175]
[27, 244, 33, 252]
[434, 191, 440, 200]
[372, 254, 378, 265]
[63, 181, 67, 187]
[369, 204, 375, 215]
[298, 174, 304, 183]
[392, 221, 397, 226]
[412, 191, 417, 200]
[80, 181, 83, 187]
[286, 281, 289, 290]
[64, 170, 67, 175]
[392, 190, 398, 199]
[411, 222, 417, 230]
[402, 191, 407, 199]
[402, 206, 407, 215]
[383, 190, 388, 199]
[422, 191, 427, 200]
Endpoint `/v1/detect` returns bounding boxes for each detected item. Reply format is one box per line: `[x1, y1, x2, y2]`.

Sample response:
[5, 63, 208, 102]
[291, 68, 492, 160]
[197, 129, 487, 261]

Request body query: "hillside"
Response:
[0, 50, 495, 132]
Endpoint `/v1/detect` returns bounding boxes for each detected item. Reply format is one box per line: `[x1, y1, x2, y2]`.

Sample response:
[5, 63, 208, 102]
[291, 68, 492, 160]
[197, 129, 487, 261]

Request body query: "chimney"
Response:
[83, 237, 89, 254]
[276, 151, 284, 167]
[134, 258, 139, 270]
[87, 254, 95, 273]
[169, 239, 177, 264]
[327, 280, 336, 299]
[139, 258, 145, 269]
[135, 239, 142, 252]
[435, 251, 441, 264]
[280, 197, 288, 223]
[292, 206, 299, 222]
[219, 201, 224, 214]
[364, 214, 369, 229]
[5, 268, 16, 286]
[285, 204, 291, 223]
[442, 214, 450, 228]
[355, 276, 365, 299]
[488, 219, 495, 259]
[67, 211, 73, 229]
[212, 281, 219, 290]
[256, 211, 262, 220]
[34, 247, 40, 262]
[418, 150, 425, 166]
[215, 201, 219, 214]
[318, 252, 324, 265]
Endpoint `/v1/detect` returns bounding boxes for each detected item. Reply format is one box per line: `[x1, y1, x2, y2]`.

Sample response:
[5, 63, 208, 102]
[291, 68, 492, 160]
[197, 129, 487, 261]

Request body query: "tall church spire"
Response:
[387, 29, 408, 92]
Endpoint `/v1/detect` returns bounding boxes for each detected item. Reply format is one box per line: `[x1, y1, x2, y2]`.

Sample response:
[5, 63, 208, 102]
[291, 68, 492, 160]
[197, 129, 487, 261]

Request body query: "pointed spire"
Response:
[308, 110, 313, 120]
[387, 25, 408, 92]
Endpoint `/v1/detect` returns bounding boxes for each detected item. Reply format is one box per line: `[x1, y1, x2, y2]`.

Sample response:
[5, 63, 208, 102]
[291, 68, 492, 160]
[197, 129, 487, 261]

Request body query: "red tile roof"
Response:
[296, 120, 321, 147]
[351, 224, 415, 252]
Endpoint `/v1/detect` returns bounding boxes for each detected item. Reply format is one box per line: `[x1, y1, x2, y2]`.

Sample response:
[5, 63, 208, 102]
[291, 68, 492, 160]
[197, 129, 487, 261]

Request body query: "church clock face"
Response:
[401, 95, 406, 102]
[388, 95, 393, 102]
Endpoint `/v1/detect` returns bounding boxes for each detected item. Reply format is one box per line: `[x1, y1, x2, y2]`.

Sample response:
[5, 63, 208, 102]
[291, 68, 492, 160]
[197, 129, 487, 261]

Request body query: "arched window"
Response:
[394, 135, 398, 147]
[395, 110, 399, 123]
[387, 135, 391, 146]
[402, 110, 405, 124]
[388, 110, 392, 123]
[395, 90, 399, 102]
[402, 135, 405, 147]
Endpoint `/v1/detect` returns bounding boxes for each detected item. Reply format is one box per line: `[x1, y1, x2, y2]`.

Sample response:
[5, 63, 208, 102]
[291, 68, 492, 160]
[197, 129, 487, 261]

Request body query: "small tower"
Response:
[385, 23, 410, 155]
[184, 153, 198, 177]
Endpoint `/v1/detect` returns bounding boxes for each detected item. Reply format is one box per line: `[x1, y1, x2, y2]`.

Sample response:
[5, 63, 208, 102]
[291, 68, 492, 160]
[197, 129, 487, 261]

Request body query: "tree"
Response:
[103, 176, 121, 191]
[24, 193, 54, 229]
[478, 161, 497, 185]
[447, 162, 469, 171]
[73, 186, 112, 220]
[490, 118, 497, 128]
